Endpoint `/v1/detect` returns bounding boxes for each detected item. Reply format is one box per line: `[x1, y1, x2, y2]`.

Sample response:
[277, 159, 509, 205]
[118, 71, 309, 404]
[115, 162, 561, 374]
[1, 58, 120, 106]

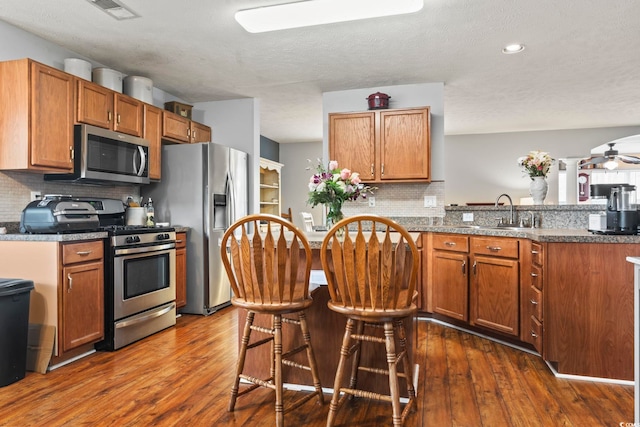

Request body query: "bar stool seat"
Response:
[320, 215, 419, 427]
[221, 214, 324, 427]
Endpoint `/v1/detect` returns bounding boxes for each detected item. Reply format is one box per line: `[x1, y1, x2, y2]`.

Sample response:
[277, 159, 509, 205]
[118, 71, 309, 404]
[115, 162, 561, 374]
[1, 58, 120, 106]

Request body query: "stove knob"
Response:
[157, 233, 169, 241]
[125, 236, 141, 244]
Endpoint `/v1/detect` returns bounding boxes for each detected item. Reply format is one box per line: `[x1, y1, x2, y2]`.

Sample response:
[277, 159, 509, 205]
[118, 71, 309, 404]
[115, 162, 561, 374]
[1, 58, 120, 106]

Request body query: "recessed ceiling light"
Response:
[86, 0, 139, 20]
[502, 44, 525, 54]
[235, 0, 424, 33]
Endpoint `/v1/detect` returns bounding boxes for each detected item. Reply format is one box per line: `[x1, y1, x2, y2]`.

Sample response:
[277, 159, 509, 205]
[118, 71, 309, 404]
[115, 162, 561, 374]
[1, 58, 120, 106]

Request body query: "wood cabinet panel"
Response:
[329, 112, 376, 181]
[470, 254, 520, 336]
[432, 233, 469, 252]
[144, 104, 162, 180]
[76, 80, 114, 128]
[30, 61, 75, 171]
[62, 240, 103, 265]
[471, 236, 519, 258]
[162, 111, 191, 143]
[61, 261, 104, 352]
[379, 109, 430, 180]
[545, 242, 637, 380]
[432, 250, 468, 321]
[114, 94, 143, 136]
[175, 232, 187, 309]
[329, 107, 430, 183]
[190, 121, 211, 143]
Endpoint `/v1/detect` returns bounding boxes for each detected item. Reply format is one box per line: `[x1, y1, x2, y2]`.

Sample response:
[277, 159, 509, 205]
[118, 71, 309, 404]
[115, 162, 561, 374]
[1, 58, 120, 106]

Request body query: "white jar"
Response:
[93, 67, 124, 93]
[124, 76, 153, 104]
[64, 58, 92, 81]
[125, 207, 146, 226]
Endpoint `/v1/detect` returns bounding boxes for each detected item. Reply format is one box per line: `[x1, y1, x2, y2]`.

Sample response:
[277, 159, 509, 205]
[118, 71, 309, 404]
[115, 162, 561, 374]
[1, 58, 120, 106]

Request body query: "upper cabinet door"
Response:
[76, 80, 114, 129]
[30, 61, 75, 171]
[329, 112, 376, 181]
[114, 94, 143, 137]
[162, 111, 191, 143]
[379, 108, 430, 181]
[191, 121, 211, 143]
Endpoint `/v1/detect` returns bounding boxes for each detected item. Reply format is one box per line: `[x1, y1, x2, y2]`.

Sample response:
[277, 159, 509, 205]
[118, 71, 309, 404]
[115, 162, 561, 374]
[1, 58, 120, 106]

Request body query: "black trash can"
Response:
[0, 278, 34, 387]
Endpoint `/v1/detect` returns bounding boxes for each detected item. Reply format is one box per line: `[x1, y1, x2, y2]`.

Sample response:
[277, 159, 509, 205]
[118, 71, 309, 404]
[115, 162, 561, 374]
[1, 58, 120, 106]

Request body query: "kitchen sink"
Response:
[447, 225, 532, 232]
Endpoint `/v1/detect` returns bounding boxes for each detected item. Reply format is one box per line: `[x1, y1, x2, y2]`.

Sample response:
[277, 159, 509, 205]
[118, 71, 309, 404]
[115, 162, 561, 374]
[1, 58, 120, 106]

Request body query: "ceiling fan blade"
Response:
[617, 154, 640, 164]
[579, 157, 607, 167]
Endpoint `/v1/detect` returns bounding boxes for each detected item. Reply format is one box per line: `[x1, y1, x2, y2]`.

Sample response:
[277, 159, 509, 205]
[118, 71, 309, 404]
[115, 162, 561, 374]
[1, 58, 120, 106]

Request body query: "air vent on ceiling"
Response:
[87, 0, 139, 20]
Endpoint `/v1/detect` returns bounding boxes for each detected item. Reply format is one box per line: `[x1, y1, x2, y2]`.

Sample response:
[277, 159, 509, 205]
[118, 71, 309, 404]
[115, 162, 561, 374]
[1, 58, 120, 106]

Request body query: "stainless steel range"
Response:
[81, 198, 177, 351]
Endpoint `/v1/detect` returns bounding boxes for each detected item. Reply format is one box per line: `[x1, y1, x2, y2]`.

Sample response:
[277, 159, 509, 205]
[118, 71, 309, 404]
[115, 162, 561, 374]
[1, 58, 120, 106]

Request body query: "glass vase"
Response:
[529, 176, 548, 205]
[326, 203, 345, 237]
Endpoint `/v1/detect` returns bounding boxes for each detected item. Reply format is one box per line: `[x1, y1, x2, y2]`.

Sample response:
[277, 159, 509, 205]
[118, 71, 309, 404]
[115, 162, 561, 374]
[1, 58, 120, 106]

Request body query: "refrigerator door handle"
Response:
[204, 184, 210, 236]
[227, 172, 236, 229]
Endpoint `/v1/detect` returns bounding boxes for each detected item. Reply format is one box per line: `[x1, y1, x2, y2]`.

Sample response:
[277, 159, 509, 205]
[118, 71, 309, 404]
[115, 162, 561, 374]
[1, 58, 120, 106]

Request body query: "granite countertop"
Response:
[405, 225, 640, 243]
[0, 226, 190, 242]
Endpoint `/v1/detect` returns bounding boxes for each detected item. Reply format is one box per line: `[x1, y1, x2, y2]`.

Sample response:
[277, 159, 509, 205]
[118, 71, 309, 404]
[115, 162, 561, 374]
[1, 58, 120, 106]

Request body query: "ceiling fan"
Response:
[579, 143, 640, 170]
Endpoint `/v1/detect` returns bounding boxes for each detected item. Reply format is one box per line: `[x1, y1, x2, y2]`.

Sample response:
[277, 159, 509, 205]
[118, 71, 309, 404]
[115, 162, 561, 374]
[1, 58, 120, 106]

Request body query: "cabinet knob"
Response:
[117, 114, 121, 124]
[530, 299, 538, 305]
[531, 250, 539, 254]
[531, 272, 538, 277]
[530, 330, 538, 338]
[486, 246, 502, 252]
[381, 163, 385, 176]
[108, 111, 112, 122]
[444, 241, 456, 247]
[370, 163, 374, 176]
[76, 250, 92, 256]
[472, 261, 477, 275]
[67, 273, 73, 293]
[461, 260, 466, 275]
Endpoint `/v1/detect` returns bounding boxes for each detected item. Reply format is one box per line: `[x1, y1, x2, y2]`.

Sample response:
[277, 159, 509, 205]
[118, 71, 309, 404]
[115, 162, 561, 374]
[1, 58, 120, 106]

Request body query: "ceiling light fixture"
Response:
[235, 0, 424, 33]
[86, 0, 139, 20]
[603, 159, 619, 170]
[502, 43, 525, 54]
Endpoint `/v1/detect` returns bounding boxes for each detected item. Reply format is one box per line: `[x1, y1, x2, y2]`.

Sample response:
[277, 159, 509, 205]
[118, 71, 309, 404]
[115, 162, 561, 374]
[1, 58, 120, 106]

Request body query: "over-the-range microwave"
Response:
[45, 124, 150, 185]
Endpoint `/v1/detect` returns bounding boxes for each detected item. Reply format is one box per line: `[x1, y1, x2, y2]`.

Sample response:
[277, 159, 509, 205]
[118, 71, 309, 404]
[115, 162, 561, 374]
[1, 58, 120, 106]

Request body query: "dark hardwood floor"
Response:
[0, 307, 634, 426]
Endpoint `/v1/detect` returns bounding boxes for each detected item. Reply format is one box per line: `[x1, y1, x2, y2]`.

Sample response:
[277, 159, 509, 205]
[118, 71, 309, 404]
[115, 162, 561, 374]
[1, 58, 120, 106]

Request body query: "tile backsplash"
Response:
[0, 171, 138, 222]
[341, 181, 445, 218]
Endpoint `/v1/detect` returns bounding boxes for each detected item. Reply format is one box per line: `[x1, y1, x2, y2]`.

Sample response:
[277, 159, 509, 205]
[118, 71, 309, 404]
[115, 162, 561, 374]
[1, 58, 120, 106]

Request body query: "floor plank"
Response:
[0, 308, 634, 426]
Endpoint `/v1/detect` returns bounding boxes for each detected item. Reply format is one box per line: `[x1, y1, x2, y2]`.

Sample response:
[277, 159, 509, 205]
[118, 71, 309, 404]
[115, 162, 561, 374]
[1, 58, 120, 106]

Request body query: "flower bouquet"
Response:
[517, 150, 554, 178]
[307, 159, 376, 228]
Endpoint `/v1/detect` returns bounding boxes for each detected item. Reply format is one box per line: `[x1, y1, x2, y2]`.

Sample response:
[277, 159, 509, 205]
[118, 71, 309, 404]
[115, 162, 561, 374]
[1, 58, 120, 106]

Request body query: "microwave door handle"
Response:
[133, 146, 147, 176]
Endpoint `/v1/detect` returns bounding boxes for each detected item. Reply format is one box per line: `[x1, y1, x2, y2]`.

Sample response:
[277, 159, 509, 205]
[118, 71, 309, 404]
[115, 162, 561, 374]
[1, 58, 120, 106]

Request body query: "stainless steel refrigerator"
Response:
[146, 142, 249, 315]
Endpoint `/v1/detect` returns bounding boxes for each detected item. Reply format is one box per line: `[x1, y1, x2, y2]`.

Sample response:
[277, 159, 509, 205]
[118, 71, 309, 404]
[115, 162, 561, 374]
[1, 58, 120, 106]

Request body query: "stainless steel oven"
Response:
[101, 228, 177, 350]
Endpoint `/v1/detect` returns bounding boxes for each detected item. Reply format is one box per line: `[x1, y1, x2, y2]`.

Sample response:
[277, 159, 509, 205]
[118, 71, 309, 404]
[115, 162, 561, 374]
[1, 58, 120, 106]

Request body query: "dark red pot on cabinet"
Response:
[366, 92, 390, 110]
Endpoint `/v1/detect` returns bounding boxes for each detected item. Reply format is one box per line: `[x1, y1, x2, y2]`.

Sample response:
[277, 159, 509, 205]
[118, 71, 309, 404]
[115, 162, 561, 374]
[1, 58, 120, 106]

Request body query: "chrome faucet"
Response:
[495, 193, 516, 225]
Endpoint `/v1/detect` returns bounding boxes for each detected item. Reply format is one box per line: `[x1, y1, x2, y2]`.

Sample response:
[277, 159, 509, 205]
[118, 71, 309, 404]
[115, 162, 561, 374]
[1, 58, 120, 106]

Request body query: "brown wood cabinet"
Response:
[0, 58, 74, 172]
[545, 242, 639, 380]
[143, 104, 163, 180]
[76, 79, 143, 137]
[175, 232, 187, 309]
[161, 110, 211, 144]
[431, 233, 469, 321]
[520, 240, 544, 353]
[470, 236, 520, 336]
[329, 107, 430, 183]
[59, 240, 104, 353]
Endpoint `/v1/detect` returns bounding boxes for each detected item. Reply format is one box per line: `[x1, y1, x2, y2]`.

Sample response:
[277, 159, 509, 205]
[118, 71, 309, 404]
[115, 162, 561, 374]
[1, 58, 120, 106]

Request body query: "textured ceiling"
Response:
[0, 0, 639, 143]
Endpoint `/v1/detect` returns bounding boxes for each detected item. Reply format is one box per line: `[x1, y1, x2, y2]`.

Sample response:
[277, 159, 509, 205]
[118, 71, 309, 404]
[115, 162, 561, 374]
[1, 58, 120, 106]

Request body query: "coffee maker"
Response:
[606, 184, 639, 234]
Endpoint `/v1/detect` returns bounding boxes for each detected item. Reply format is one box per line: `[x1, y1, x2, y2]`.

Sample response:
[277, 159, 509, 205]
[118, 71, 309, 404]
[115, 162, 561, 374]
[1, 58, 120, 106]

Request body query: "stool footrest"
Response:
[246, 335, 273, 350]
[352, 333, 385, 344]
[250, 324, 274, 335]
[239, 374, 276, 391]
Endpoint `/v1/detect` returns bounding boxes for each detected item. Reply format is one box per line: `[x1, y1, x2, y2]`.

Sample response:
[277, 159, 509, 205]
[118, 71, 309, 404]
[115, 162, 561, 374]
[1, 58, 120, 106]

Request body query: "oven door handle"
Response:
[115, 302, 176, 329]
[114, 243, 175, 256]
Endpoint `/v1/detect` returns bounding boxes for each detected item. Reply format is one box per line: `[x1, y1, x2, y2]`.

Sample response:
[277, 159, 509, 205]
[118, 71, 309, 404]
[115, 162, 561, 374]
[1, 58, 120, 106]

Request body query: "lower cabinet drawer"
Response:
[529, 316, 543, 354]
[528, 285, 542, 320]
[62, 240, 104, 265]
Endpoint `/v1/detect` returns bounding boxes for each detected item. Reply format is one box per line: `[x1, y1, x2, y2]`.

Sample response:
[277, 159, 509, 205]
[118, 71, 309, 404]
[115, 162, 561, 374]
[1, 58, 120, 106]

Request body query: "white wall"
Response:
[445, 125, 640, 205]
[279, 141, 323, 227]
[195, 99, 261, 214]
[322, 83, 445, 180]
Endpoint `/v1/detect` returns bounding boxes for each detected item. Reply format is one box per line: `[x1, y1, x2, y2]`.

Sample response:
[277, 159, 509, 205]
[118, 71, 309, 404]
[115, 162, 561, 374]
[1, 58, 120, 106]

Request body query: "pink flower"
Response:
[340, 168, 351, 180]
[350, 172, 361, 185]
[328, 160, 339, 171]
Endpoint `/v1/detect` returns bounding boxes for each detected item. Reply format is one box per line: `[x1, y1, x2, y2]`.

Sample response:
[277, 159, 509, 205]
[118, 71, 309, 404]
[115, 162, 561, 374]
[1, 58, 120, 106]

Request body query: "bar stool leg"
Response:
[273, 314, 284, 427]
[327, 317, 356, 427]
[384, 321, 403, 427]
[396, 319, 416, 403]
[229, 311, 255, 412]
[298, 311, 324, 403]
[347, 320, 365, 392]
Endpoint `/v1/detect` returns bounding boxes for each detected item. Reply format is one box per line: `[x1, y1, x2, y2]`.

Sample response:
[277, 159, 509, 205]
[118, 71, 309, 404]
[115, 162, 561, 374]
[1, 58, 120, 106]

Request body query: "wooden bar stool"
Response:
[320, 215, 419, 427]
[220, 214, 324, 427]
